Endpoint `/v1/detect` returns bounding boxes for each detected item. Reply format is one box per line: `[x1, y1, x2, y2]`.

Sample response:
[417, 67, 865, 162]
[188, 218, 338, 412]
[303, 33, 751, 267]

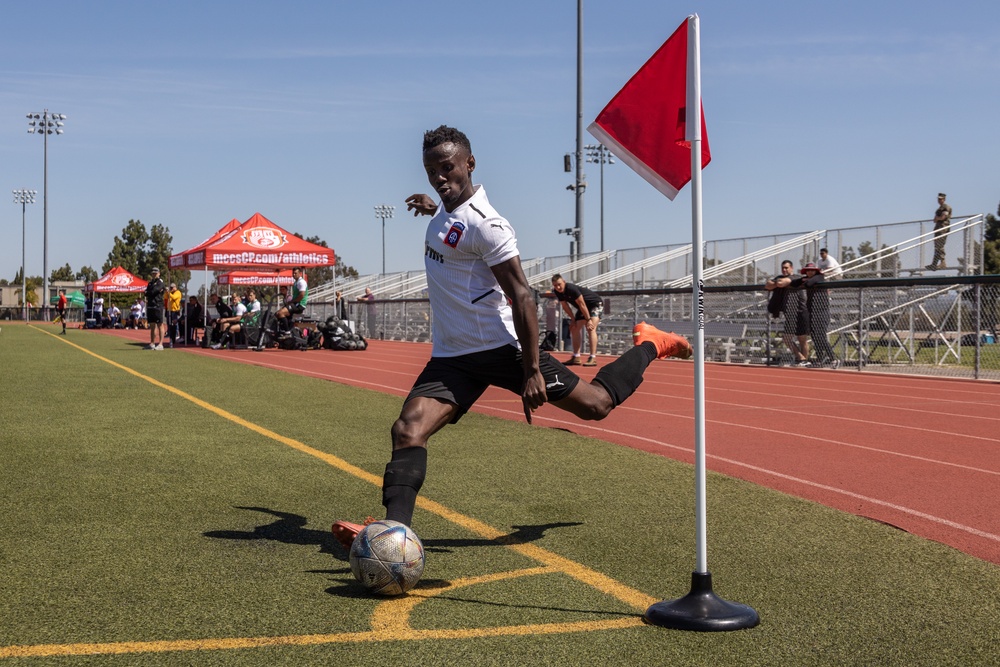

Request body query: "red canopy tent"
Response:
[175, 213, 335, 335]
[86, 266, 148, 293]
[216, 270, 294, 286]
[169, 218, 242, 270]
[184, 212, 335, 270]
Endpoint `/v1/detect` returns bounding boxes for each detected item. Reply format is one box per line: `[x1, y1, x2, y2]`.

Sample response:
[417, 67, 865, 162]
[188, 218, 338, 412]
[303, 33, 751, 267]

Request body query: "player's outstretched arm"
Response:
[405, 194, 437, 216]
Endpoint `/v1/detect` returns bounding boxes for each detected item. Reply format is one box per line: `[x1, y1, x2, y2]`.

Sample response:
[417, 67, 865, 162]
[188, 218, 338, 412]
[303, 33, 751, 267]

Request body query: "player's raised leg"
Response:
[549, 321, 690, 421]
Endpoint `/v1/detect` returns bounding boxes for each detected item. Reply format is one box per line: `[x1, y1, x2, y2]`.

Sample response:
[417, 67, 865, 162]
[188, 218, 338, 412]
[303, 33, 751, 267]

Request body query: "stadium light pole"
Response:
[13, 188, 37, 321]
[573, 0, 586, 263]
[374, 204, 394, 275]
[27, 110, 66, 320]
[585, 144, 615, 252]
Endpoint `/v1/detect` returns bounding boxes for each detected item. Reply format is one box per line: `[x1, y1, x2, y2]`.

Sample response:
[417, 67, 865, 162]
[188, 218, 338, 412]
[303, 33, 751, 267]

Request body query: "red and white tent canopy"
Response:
[169, 218, 242, 270]
[216, 270, 294, 286]
[183, 213, 335, 270]
[86, 266, 148, 293]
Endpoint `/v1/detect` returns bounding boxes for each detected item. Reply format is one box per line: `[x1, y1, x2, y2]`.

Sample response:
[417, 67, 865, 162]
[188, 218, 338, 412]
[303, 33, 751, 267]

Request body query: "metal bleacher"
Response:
[300, 213, 990, 374]
[578, 246, 692, 290]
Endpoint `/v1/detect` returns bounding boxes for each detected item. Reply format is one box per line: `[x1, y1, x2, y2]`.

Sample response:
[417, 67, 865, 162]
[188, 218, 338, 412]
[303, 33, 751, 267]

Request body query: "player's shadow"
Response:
[423, 522, 584, 553]
[205, 507, 583, 557]
[203, 506, 345, 559]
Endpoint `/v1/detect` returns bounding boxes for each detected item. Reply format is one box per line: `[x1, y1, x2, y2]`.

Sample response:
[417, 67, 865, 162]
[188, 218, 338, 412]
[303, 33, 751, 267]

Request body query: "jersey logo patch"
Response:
[444, 221, 465, 248]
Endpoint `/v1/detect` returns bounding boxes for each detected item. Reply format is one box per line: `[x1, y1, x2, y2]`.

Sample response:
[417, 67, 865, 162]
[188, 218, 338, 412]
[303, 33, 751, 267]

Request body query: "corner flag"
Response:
[591, 15, 759, 631]
[587, 17, 710, 200]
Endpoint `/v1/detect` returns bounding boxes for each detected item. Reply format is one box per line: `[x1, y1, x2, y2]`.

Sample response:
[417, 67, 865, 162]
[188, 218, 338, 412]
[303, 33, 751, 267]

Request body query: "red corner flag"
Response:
[588, 17, 709, 200]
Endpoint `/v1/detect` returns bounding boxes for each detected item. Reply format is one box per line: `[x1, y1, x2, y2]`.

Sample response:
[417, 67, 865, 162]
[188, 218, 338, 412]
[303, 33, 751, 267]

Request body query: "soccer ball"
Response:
[349, 520, 425, 595]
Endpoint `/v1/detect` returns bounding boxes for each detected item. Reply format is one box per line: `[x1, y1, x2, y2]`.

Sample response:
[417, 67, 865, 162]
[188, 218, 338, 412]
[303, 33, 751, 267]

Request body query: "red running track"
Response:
[111, 331, 1000, 565]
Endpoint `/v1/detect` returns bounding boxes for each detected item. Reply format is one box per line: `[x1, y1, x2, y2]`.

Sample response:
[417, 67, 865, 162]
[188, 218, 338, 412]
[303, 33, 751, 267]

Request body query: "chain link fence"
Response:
[302, 275, 1000, 382]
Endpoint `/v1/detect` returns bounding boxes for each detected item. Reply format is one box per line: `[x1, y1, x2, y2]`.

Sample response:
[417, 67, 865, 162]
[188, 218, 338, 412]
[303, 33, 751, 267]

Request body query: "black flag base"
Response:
[644, 571, 759, 632]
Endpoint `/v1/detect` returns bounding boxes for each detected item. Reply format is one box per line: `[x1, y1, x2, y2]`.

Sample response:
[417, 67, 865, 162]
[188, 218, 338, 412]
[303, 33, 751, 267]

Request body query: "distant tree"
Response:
[77, 266, 99, 284]
[984, 202, 1000, 276]
[149, 224, 188, 285]
[103, 219, 187, 287]
[879, 244, 900, 277]
[0, 278, 8, 286]
[105, 220, 149, 275]
[852, 241, 877, 277]
[841, 246, 857, 263]
[334, 255, 359, 280]
[50, 263, 75, 282]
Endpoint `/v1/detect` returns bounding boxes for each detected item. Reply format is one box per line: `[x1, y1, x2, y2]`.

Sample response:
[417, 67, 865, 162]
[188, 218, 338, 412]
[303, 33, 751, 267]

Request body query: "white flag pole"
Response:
[687, 11, 708, 577]
[644, 14, 759, 631]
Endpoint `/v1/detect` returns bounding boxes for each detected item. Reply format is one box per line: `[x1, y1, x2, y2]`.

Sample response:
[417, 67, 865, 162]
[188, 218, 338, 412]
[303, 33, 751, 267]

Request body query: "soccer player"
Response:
[56, 289, 68, 334]
[274, 267, 307, 331]
[551, 273, 603, 366]
[332, 126, 691, 549]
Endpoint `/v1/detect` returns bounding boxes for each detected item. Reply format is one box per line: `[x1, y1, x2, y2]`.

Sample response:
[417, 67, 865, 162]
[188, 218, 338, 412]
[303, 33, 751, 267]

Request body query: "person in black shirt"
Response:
[205, 293, 234, 347]
[791, 263, 838, 368]
[185, 295, 204, 345]
[765, 260, 810, 366]
[551, 274, 604, 366]
[144, 268, 166, 350]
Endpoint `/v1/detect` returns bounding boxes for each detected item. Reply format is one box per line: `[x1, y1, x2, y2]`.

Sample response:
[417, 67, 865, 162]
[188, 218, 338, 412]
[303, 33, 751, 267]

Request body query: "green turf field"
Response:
[1, 324, 997, 665]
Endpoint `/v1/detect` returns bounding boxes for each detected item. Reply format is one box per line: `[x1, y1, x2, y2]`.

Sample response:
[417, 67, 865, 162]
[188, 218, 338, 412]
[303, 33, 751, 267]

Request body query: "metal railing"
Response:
[297, 274, 1000, 381]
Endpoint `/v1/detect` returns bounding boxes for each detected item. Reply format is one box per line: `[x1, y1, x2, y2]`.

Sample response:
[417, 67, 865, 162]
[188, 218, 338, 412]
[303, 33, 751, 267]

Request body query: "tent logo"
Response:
[242, 228, 287, 249]
[111, 274, 133, 287]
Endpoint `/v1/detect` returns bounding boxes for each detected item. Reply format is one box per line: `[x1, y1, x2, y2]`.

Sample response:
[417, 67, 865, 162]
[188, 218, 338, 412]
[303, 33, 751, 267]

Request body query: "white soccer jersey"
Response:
[424, 185, 520, 357]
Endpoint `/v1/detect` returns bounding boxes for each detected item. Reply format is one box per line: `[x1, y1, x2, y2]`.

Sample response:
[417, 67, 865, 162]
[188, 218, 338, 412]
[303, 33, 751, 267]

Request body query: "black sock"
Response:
[592, 342, 657, 408]
[382, 446, 427, 526]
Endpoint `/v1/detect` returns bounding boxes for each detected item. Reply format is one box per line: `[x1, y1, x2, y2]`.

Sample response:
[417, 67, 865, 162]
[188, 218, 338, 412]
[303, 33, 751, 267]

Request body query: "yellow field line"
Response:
[2, 328, 659, 659]
[0, 618, 647, 659]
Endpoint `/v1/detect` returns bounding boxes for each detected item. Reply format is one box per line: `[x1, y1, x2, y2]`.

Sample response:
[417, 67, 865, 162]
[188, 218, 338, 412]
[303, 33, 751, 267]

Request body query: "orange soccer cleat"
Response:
[331, 517, 376, 552]
[632, 322, 693, 360]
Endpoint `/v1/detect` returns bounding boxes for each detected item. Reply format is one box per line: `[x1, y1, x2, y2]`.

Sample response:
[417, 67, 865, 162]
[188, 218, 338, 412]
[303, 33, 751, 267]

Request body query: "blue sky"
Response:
[2, 1, 998, 280]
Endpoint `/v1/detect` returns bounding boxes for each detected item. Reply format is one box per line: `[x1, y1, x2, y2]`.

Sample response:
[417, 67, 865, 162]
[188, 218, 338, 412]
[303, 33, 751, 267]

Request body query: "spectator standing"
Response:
[93, 294, 104, 327]
[335, 290, 349, 321]
[165, 282, 183, 346]
[765, 260, 809, 366]
[927, 192, 952, 270]
[551, 274, 603, 366]
[357, 287, 377, 338]
[793, 262, 838, 368]
[817, 248, 843, 279]
[144, 268, 166, 350]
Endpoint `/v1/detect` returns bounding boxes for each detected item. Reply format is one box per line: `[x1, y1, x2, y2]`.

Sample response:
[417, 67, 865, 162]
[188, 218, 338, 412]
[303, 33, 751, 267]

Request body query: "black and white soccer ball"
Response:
[349, 520, 425, 595]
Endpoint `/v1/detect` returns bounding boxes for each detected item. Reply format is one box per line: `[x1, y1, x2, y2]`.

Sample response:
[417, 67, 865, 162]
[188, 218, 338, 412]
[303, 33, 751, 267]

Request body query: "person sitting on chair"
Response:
[210, 294, 246, 349]
[206, 293, 234, 346]
[274, 267, 307, 332]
